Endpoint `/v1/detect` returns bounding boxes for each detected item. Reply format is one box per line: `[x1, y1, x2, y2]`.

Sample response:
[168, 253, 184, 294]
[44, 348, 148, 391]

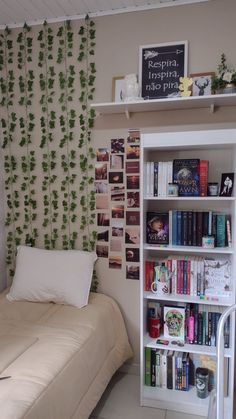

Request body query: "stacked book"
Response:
[145, 159, 208, 197]
[145, 256, 232, 299]
[146, 210, 232, 248]
[145, 348, 190, 390]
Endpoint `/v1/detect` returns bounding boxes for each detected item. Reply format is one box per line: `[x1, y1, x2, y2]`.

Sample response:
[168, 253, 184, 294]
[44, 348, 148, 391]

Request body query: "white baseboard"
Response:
[118, 362, 140, 376]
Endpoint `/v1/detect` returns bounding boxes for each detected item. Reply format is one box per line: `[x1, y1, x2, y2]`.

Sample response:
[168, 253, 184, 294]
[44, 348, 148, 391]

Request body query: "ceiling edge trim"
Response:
[0, 0, 210, 29]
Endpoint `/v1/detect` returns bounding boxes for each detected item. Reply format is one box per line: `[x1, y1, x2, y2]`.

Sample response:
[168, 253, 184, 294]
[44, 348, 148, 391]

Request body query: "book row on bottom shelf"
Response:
[147, 301, 230, 348]
[146, 210, 232, 248]
[145, 255, 232, 299]
[144, 347, 229, 398]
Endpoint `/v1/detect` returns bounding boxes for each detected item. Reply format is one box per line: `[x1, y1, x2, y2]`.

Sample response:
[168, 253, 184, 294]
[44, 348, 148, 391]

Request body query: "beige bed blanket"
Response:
[0, 290, 132, 419]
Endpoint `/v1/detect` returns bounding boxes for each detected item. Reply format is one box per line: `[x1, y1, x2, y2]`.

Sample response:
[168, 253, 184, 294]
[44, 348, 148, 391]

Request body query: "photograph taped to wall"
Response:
[126, 145, 140, 159]
[127, 129, 140, 144]
[97, 229, 109, 242]
[127, 191, 140, 208]
[190, 72, 215, 96]
[126, 265, 140, 280]
[112, 220, 124, 237]
[111, 186, 125, 201]
[125, 248, 140, 262]
[97, 212, 110, 226]
[112, 76, 124, 102]
[127, 175, 140, 189]
[126, 161, 140, 174]
[109, 171, 124, 184]
[96, 244, 109, 258]
[125, 227, 140, 244]
[97, 148, 109, 162]
[126, 211, 140, 225]
[109, 256, 122, 269]
[96, 194, 109, 209]
[95, 181, 108, 194]
[110, 154, 124, 170]
[112, 205, 124, 219]
[95, 163, 107, 180]
[110, 239, 122, 252]
[111, 138, 125, 154]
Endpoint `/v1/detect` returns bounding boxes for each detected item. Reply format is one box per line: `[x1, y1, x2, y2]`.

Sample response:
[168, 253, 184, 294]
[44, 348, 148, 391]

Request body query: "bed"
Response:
[0, 247, 133, 419]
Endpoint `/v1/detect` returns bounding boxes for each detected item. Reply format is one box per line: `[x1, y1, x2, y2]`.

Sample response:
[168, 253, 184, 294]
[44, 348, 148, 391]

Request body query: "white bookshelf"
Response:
[140, 129, 236, 418]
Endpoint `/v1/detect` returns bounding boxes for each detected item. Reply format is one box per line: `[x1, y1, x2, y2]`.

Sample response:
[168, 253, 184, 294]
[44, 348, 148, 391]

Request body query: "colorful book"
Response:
[146, 212, 169, 245]
[164, 306, 185, 340]
[199, 160, 209, 197]
[173, 159, 200, 197]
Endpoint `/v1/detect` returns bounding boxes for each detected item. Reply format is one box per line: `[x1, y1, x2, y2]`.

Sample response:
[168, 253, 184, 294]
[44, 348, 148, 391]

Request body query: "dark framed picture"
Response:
[96, 148, 109, 162]
[95, 163, 107, 180]
[111, 138, 124, 154]
[125, 227, 140, 244]
[126, 265, 140, 280]
[109, 256, 122, 269]
[127, 175, 140, 190]
[126, 211, 140, 226]
[190, 72, 215, 96]
[96, 244, 109, 258]
[112, 76, 124, 102]
[219, 173, 234, 197]
[112, 205, 124, 219]
[139, 41, 188, 99]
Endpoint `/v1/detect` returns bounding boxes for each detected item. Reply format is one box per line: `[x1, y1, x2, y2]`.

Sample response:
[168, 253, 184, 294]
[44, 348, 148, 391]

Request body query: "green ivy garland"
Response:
[38, 22, 58, 249]
[57, 20, 78, 250]
[0, 27, 20, 278]
[78, 16, 97, 291]
[17, 23, 38, 246]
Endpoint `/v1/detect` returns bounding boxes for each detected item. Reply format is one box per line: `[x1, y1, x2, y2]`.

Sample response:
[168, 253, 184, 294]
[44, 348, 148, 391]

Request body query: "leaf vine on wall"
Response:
[17, 23, 38, 247]
[57, 20, 78, 250]
[78, 15, 97, 291]
[38, 21, 58, 249]
[0, 27, 20, 278]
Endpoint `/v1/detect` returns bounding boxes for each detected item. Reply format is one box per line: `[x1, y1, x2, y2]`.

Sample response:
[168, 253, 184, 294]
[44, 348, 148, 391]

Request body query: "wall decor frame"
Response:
[190, 72, 215, 96]
[112, 76, 124, 102]
[139, 40, 188, 99]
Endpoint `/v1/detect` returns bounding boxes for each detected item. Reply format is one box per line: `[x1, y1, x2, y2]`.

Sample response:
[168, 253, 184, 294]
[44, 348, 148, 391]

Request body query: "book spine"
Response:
[192, 211, 197, 246]
[172, 210, 177, 245]
[216, 214, 226, 247]
[194, 305, 199, 344]
[167, 352, 173, 389]
[145, 347, 151, 386]
[196, 211, 203, 247]
[153, 162, 158, 197]
[226, 215, 232, 247]
[151, 348, 156, 386]
[208, 312, 212, 347]
[198, 313, 203, 345]
[186, 259, 191, 295]
[155, 350, 161, 387]
[199, 160, 209, 197]
[183, 259, 188, 295]
[161, 351, 167, 389]
[187, 211, 193, 246]
[182, 211, 188, 246]
[202, 211, 209, 237]
[150, 162, 154, 198]
[177, 211, 182, 246]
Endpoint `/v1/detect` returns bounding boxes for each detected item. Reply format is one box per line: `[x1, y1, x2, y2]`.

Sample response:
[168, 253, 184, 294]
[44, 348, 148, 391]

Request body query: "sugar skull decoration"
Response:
[164, 308, 184, 338]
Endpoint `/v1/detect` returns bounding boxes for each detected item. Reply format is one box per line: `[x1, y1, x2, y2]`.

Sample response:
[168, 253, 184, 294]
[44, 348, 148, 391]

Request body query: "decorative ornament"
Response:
[179, 77, 193, 97]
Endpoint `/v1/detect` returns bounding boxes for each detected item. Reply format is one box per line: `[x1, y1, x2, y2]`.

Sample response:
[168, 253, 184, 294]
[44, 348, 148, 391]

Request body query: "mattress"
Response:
[0, 289, 132, 419]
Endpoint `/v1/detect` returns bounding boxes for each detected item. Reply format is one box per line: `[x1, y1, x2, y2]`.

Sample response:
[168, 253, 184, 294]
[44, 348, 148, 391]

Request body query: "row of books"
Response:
[148, 301, 230, 348]
[145, 158, 208, 197]
[145, 348, 190, 390]
[145, 347, 229, 395]
[145, 256, 232, 298]
[146, 210, 232, 247]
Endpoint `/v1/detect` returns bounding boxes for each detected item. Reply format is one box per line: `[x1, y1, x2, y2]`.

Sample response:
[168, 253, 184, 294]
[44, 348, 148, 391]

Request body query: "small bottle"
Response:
[196, 367, 209, 399]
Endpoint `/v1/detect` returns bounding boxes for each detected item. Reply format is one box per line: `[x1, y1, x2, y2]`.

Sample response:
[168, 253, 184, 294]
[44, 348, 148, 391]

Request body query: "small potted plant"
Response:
[212, 53, 236, 94]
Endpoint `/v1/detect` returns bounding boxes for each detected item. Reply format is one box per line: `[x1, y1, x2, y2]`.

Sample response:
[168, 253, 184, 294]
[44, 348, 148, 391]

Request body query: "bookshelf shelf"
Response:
[144, 334, 231, 358]
[144, 291, 234, 307]
[144, 244, 234, 254]
[140, 129, 236, 418]
[144, 196, 236, 201]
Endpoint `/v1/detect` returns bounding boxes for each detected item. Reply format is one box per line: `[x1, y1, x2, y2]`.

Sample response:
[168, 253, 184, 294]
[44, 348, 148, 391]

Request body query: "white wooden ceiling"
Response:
[0, 0, 210, 28]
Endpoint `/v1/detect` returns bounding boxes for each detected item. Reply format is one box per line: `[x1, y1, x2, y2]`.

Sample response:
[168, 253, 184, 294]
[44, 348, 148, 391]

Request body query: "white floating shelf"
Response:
[144, 244, 234, 254]
[91, 93, 236, 119]
[143, 291, 233, 307]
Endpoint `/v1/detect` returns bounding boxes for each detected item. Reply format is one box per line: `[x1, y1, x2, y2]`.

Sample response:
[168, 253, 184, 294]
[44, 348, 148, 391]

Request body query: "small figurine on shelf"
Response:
[179, 77, 193, 97]
[122, 74, 141, 102]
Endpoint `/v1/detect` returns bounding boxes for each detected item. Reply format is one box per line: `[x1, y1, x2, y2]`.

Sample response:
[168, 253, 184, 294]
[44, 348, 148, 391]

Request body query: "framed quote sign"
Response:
[139, 41, 188, 100]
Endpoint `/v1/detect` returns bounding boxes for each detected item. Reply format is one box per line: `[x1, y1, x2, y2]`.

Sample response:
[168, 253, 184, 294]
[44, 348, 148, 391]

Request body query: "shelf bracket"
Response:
[125, 108, 130, 119]
[210, 103, 215, 114]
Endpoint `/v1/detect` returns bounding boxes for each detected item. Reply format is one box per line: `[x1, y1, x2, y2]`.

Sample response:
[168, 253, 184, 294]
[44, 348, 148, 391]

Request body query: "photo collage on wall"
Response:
[95, 129, 140, 280]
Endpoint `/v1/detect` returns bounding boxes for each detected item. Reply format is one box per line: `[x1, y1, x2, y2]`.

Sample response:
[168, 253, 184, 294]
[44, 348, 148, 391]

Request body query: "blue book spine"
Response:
[172, 210, 177, 245]
[177, 211, 182, 246]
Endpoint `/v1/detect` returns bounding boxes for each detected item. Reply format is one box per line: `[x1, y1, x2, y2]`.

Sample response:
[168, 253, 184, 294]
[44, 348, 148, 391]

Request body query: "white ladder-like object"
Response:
[208, 304, 236, 419]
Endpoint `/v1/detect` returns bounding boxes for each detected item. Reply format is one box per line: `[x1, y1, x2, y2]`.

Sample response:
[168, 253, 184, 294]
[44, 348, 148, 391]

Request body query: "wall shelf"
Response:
[91, 93, 236, 119]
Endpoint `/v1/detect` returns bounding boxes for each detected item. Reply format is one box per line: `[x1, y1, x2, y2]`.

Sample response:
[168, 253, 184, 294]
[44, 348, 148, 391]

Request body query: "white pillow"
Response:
[7, 246, 97, 308]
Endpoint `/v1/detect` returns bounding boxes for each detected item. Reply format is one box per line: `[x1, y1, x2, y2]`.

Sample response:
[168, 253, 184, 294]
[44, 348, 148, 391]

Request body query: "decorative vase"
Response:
[216, 83, 236, 94]
[122, 74, 140, 102]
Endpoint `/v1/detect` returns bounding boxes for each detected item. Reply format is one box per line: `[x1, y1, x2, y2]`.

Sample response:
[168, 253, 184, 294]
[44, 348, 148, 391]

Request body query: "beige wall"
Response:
[93, 0, 236, 366]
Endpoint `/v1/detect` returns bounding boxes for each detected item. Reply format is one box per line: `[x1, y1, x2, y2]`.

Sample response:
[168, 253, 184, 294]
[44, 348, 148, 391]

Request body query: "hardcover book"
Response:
[146, 212, 169, 245]
[173, 159, 200, 197]
[163, 306, 185, 340]
[204, 257, 232, 297]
